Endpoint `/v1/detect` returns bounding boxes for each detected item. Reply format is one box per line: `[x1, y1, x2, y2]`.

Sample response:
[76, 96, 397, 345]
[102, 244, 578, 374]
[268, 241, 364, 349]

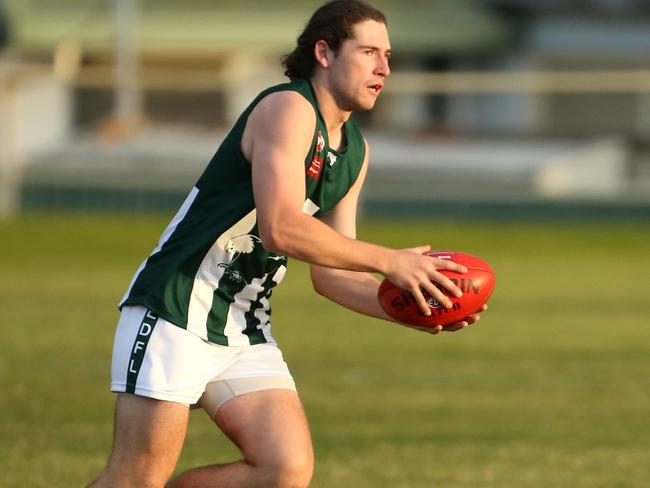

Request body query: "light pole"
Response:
[108, 0, 144, 139]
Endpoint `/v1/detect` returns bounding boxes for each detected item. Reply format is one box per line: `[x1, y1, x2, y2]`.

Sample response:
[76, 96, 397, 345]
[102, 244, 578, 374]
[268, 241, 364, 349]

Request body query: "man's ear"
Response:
[314, 40, 332, 69]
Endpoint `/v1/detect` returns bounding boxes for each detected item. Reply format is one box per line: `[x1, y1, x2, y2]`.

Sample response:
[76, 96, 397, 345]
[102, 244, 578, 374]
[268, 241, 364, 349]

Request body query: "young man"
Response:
[90, 1, 484, 487]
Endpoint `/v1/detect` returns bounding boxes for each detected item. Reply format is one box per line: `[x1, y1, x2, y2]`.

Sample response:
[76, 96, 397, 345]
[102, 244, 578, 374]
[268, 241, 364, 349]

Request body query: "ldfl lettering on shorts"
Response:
[125, 309, 158, 393]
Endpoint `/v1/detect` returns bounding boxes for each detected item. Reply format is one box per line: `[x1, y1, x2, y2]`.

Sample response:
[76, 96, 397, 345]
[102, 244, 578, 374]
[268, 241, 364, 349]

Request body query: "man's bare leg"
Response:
[168, 389, 313, 488]
[88, 393, 189, 488]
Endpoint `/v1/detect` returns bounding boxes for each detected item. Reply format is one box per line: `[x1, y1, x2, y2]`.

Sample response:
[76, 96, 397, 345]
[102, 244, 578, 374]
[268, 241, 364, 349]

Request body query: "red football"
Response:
[378, 251, 495, 327]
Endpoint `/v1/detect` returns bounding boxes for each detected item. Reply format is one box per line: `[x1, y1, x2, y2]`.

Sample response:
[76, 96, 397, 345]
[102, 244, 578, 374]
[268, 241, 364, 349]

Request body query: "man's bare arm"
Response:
[308, 141, 485, 333]
[245, 91, 464, 314]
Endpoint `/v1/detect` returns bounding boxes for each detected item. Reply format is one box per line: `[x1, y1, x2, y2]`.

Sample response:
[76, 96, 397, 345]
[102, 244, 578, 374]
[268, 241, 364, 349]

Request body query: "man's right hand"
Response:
[384, 245, 467, 317]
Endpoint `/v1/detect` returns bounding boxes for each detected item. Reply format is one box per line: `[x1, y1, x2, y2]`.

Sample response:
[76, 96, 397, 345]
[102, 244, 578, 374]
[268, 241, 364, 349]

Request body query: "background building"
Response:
[1, 0, 649, 217]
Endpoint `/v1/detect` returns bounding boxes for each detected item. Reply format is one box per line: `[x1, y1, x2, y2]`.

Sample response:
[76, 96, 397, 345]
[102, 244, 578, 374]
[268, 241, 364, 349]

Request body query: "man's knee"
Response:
[90, 466, 170, 488]
[262, 450, 314, 488]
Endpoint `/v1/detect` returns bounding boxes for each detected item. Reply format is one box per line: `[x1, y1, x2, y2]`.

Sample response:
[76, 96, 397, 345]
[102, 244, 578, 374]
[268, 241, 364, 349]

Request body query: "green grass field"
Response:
[1, 213, 649, 487]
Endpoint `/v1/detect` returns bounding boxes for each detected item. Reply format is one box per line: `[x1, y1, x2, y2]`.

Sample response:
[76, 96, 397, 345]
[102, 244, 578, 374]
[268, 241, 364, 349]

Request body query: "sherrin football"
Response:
[378, 251, 495, 327]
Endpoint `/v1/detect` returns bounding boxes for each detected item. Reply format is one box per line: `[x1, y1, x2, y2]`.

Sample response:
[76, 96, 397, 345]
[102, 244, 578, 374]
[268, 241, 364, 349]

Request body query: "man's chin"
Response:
[352, 99, 377, 112]
[340, 95, 377, 113]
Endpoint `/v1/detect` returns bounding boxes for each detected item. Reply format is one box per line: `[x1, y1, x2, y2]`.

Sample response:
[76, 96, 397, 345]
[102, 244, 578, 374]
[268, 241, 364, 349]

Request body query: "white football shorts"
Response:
[110, 305, 296, 415]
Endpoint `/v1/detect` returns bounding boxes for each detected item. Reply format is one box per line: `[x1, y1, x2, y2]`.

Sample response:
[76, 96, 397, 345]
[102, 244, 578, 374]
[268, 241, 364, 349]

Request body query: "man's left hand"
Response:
[411, 304, 488, 335]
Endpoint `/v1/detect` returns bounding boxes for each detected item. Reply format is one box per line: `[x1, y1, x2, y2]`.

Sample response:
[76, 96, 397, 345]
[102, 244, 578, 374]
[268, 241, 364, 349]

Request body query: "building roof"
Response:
[3, 0, 513, 58]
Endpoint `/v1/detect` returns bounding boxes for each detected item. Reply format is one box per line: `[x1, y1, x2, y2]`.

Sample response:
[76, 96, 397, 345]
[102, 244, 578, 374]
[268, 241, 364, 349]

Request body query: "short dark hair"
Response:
[282, 0, 387, 79]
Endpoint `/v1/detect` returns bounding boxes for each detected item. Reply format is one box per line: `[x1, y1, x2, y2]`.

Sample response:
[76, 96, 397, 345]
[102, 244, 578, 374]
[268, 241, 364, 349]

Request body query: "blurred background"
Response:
[1, 0, 650, 218]
[1, 1, 650, 487]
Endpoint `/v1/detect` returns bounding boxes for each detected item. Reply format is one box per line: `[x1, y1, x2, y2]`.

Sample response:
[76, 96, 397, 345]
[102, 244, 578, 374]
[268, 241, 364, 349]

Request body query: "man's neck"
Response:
[310, 76, 351, 144]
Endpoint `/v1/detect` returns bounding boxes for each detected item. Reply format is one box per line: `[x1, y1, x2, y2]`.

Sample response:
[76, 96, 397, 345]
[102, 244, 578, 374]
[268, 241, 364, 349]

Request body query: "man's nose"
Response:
[376, 55, 390, 77]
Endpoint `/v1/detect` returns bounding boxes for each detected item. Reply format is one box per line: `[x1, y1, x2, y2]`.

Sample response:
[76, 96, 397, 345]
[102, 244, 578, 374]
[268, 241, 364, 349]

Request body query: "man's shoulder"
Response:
[242, 80, 318, 153]
[257, 90, 313, 113]
[251, 82, 316, 126]
[257, 78, 313, 104]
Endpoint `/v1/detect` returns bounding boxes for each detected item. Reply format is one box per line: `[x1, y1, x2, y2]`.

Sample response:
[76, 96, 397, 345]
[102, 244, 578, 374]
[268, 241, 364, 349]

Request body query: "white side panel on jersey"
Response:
[223, 264, 287, 346]
[187, 209, 257, 340]
[119, 187, 200, 307]
[271, 264, 287, 285]
[255, 265, 288, 343]
[223, 275, 268, 346]
[302, 198, 320, 216]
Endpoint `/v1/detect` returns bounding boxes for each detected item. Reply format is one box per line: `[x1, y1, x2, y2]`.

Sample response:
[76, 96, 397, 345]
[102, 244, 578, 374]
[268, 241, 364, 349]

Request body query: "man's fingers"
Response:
[406, 244, 432, 255]
[420, 279, 454, 309]
[444, 314, 481, 331]
[432, 257, 467, 274]
[443, 321, 468, 332]
[464, 315, 478, 325]
[410, 286, 432, 316]
[417, 324, 442, 334]
[425, 257, 466, 298]
[428, 269, 463, 299]
[409, 308, 486, 334]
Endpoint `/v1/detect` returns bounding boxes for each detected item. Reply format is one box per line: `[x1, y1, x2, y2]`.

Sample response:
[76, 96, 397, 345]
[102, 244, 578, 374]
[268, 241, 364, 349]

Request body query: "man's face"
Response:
[327, 19, 391, 112]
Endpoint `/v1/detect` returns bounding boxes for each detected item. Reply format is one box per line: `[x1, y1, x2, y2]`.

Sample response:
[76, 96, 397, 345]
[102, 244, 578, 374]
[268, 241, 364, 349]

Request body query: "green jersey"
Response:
[119, 78, 366, 346]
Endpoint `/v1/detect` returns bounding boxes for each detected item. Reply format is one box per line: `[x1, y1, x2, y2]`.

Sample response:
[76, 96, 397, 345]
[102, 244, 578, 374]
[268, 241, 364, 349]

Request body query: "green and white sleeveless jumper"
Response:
[119, 78, 366, 347]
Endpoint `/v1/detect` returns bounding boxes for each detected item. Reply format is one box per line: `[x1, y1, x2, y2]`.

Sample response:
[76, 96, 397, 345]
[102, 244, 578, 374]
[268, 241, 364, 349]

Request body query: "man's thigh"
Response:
[214, 389, 313, 468]
[108, 394, 189, 483]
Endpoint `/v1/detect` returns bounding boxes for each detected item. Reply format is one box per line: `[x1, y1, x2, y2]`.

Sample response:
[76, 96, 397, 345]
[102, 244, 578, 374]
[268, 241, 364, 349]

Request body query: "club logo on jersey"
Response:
[217, 234, 261, 283]
[327, 152, 338, 166]
[306, 131, 325, 180]
[224, 234, 260, 259]
[217, 234, 287, 284]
